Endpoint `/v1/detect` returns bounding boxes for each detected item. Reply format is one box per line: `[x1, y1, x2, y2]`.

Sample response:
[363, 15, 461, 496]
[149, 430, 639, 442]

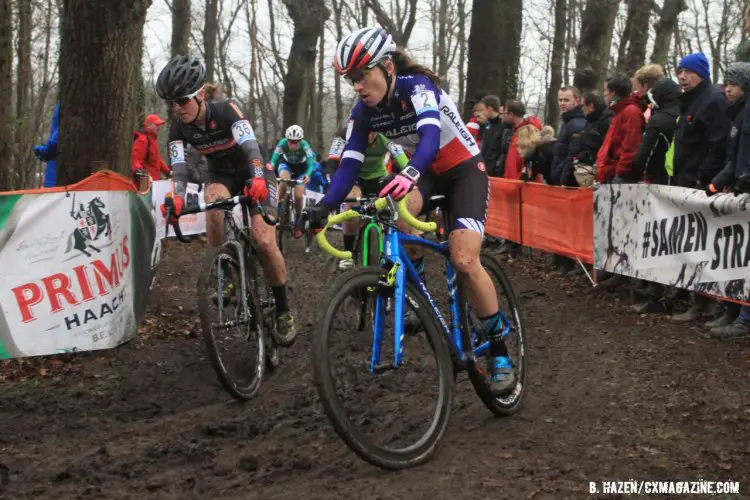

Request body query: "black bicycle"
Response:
[165, 194, 281, 401]
[276, 177, 314, 253]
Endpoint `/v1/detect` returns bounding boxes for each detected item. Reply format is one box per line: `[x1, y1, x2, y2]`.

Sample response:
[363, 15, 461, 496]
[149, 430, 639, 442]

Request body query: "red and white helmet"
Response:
[333, 27, 396, 75]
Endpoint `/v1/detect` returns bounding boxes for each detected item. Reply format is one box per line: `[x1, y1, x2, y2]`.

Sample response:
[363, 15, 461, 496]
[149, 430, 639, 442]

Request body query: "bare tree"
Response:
[465, 0, 522, 116]
[457, 0, 467, 108]
[366, 0, 418, 46]
[316, 25, 325, 150]
[0, 0, 13, 190]
[616, 0, 652, 75]
[57, 0, 152, 184]
[281, 0, 330, 129]
[15, 0, 32, 188]
[171, 0, 191, 57]
[576, 0, 619, 92]
[651, 0, 687, 66]
[331, 0, 344, 126]
[547, 0, 567, 131]
[204, 0, 218, 81]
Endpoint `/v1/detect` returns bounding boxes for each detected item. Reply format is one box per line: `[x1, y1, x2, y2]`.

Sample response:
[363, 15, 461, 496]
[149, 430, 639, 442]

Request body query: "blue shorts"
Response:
[278, 162, 307, 179]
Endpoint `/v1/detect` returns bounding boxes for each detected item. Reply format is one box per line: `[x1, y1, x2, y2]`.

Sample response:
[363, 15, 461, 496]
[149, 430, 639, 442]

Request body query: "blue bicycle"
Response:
[312, 195, 527, 469]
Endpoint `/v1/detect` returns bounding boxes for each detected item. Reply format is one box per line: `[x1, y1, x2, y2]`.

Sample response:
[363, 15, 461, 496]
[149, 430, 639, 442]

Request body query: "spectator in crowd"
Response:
[566, 91, 612, 187]
[478, 95, 507, 177]
[519, 125, 556, 183]
[467, 89, 489, 148]
[702, 62, 750, 337]
[672, 52, 731, 189]
[550, 86, 586, 186]
[632, 64, 666, 122]
[670, 52, 732, 323]
[632, 77, 680, 185]
[33, 102, 59, 188]
[504, 100, 542, 181]
[132, 114, 171, 181]
[595, 74, 646, 184]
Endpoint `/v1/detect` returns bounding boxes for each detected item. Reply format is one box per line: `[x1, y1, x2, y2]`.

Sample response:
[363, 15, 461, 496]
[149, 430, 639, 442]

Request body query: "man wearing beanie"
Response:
[671, 52, 732, 323]
[672, 52, 731, 189]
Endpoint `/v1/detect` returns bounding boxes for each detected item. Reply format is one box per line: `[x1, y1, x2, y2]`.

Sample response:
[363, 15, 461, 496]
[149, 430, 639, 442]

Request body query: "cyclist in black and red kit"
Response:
[156, 54, 297, 346]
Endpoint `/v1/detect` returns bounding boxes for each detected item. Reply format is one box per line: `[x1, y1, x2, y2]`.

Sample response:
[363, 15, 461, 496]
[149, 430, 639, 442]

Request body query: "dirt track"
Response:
[1, 236, 749, 500]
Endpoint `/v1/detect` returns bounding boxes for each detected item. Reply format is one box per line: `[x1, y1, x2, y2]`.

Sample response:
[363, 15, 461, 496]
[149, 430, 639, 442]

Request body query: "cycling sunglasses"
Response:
[288, 139, 301, 145]
[168, 86, 204, 106]
[343, 69, 369, 85]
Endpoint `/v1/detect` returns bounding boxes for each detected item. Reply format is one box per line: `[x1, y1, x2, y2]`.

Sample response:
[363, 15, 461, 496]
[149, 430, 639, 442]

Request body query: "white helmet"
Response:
[333, 27, 396, 75]
[285, 124, 304, 140]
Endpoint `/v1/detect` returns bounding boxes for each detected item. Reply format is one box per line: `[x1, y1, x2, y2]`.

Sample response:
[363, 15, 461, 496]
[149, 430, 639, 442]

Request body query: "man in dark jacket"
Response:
[550, 86, 586, 185]
[566, 91, 613, 186]
[671, 53, 732, 323]
[477, 95, 507, 177]
[632, 78, 680, 185]
[703, 62, 750, 337]
[672, 52, 731, 189]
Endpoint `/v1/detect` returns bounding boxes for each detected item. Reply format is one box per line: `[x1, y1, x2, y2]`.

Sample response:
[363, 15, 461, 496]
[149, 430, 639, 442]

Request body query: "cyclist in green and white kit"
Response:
[272, 124, 316, 238]
[326, 128, 409, 269]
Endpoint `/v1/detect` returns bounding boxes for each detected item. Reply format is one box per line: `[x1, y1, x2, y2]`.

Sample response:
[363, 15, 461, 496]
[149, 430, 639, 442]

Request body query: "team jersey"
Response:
[270, 138, 316, 174]
[167, 99, 266, 197]
[321, 74, 480, 209]
[328, 133, 409, 180]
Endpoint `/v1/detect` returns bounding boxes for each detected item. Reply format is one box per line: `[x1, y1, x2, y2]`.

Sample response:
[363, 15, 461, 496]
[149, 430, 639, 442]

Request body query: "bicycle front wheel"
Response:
[197, 245, 265, 401]
[312, 267, 454, 470]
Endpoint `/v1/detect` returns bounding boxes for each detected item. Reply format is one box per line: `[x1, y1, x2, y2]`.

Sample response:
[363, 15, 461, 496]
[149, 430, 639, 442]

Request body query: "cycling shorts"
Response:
[208, 165, 278, 218]
[417, 156, 489, 236]
[355, 177, 384, 198]
[278, 162, 308, 179]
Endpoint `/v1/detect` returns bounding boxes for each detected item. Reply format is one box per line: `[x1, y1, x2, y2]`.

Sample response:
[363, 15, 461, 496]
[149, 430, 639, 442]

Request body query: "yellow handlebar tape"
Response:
[317, 196, 437, 259]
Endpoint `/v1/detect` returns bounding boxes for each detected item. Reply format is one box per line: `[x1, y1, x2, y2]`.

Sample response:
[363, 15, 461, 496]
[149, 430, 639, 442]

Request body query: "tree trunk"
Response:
[316, 25, 324, 150]
[281, 0, 330, 129]
[57, 0, 151, 185]
[617, 0, 651, 75]
[436, 0, 449, 90]
[204, 0, 218, 82]
[332, 0, 344, 127]
[547, 0, 566, 132]
[575, 0, 619, 92]
[457, 0, 467, 111]
[0, 0, 13, 191]
[367, 0, 418, 46]
[15, 0, 32, 188]
[465, 0, 522, 116]
[171, 0, 191, 57]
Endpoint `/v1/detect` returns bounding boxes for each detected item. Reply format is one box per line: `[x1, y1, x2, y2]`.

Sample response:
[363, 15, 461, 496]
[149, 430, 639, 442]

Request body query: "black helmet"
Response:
[156, 54, 205, 101]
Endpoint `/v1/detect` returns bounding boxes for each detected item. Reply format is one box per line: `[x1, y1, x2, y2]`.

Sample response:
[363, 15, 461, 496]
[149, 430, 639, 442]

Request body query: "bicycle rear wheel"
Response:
[312, 267, 453, 470]
[197, 244, 265, 401]
[462, 252, 527, 415]
[276, 199, 289, 255]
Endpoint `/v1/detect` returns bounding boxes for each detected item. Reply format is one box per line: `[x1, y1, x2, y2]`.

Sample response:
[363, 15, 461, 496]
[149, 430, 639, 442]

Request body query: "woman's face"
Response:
[172, 90, 204, 123]
[349, 61, 392, 107]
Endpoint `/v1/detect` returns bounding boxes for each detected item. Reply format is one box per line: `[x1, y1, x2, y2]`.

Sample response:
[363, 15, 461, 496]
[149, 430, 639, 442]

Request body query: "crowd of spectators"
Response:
[468, 51, 750, 339]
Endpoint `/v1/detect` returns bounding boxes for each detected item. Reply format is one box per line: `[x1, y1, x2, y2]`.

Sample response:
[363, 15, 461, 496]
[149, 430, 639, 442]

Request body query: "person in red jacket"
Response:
[596, 74, 646, 183]
[132, 114, 172, 181]
[503, 99, 542, 180]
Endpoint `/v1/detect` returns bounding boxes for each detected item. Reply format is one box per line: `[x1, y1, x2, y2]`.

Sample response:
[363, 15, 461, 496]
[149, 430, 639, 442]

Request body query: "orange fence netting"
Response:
[0, 170, 136, 196]
[486, 178, 594, 264]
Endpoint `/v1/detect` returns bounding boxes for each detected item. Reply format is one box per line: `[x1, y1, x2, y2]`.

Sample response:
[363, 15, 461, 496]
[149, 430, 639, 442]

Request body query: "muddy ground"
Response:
[1, 235, 749, 500]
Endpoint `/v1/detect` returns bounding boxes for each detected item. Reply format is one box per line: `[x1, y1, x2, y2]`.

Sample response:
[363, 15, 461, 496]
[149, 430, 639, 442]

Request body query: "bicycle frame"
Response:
[370, 225, 509, 374]
[360, 220, 384, 266]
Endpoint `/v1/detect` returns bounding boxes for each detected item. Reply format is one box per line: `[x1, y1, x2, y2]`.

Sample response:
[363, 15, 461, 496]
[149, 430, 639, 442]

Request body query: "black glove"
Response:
[301, 202, 330, 230]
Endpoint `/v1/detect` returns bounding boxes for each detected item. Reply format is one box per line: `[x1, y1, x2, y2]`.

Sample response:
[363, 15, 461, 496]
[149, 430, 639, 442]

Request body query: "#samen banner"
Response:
[0, 189, 158, 359]
[594, 184, 750, 304]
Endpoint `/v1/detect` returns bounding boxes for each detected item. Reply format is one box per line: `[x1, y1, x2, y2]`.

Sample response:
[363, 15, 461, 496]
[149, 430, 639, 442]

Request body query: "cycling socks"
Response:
[412, 257, 425, 284]
[480, 311, 509, 356]
[343, 234, 356, 253]
[273, 285, 289, 315]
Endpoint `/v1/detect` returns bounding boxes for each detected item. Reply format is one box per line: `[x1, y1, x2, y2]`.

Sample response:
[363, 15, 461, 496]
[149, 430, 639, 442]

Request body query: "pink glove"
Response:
[379, 174, 415, 201]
